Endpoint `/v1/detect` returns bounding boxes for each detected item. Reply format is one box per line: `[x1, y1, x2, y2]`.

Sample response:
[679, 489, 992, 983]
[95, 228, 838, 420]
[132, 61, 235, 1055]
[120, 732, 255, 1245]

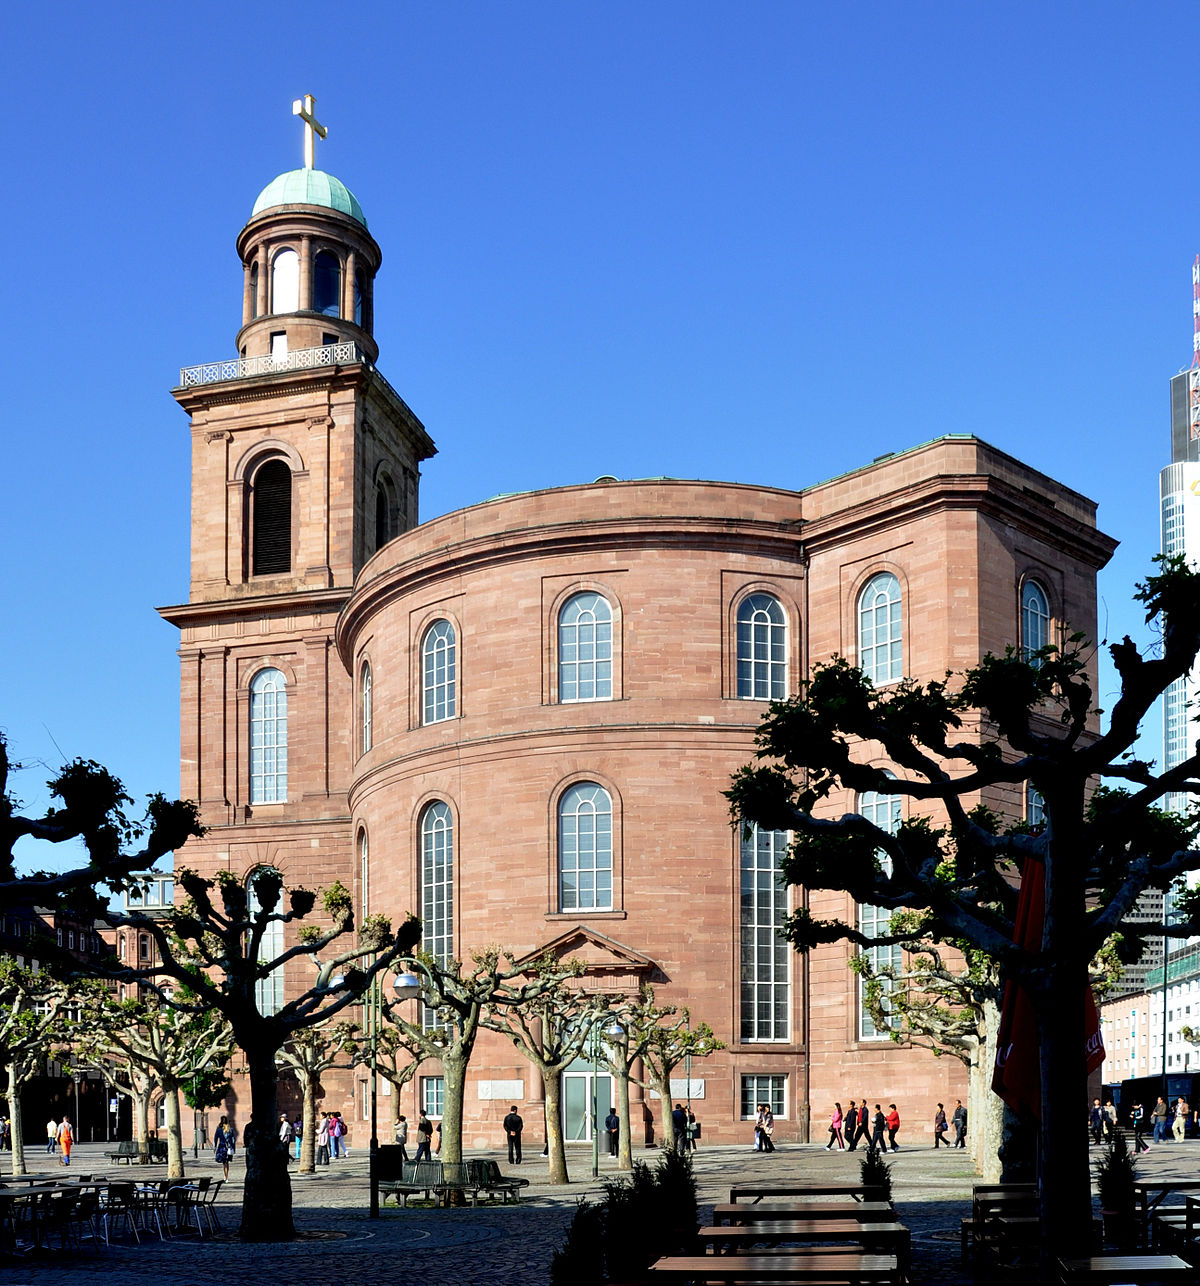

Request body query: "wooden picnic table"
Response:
[1056, 1253, 1197, 1283]
[699, 1220, 910, 1270]
[649, 1251, 903, 1282]
[714, 1202, 895, 1225]
[729, 1182, 887, 1204]
[1134, 1181, 1200, 1246]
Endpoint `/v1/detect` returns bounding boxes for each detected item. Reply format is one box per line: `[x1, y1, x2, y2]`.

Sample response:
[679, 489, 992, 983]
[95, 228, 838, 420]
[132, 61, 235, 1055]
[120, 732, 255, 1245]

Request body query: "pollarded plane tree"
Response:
[0, 959, 74, 1177]
[633, 1004, 724, 1152]
[72, 987, 235, 1181]
[342, 1019, 426, 1143]
[275, 1020, 357, 1174]
[104, 866, 420, 1242]
[726, 557, 1200, 1258]
[386, 947, 586, 1170]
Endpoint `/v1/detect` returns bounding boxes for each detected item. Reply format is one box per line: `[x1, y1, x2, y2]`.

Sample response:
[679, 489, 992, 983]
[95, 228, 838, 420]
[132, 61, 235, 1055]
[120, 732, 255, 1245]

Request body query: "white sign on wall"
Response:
[648, 1079, 706, 1100]
[478, 1080, 525, 1101]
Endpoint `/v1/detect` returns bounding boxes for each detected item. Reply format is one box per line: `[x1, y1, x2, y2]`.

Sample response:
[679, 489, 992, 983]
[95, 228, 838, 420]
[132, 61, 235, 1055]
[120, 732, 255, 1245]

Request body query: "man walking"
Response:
[414, 1111, 433, 1163]
[844, 1100, 859, 1152]
[1153, 1096, 1170, 1142]
[278, 1112, 294, 1156]
[394, 1114, 409, 1162]
[503, 1104, 523, 1165]
[1175, 1098, 1191, 1142]
[671, 1103, 688, 1155]
[869, 1104, 887, 1153]
[46, 1117, 57, 1155]
[952, 1100, 968, 1148]
[1089, 1098, 1105, 1145]
[854, 1095, 872, 1149]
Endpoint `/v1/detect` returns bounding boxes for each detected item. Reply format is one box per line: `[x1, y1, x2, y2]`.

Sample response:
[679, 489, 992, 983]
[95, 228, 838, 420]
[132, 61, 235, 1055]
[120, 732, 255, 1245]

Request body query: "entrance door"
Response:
[562, 1064, 613, 1142]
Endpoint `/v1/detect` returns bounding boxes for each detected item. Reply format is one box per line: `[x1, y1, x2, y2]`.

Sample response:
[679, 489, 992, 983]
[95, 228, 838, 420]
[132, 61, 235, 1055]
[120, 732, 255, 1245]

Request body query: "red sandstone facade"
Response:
[162, 162, 1117, 1149]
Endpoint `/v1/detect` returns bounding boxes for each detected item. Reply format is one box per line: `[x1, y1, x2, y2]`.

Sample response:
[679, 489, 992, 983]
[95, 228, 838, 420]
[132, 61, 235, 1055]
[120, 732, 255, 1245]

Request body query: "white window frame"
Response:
[857, 786, 903, 1040]
[857, 573, 902, 686]
[1021, 579, 1051, 659]
[558, 783, 613, 912]
[247, 868, 285, 1017]
[361, 661, 373, 754]
[249, 668, 288, 804]
[422, 620, 457, 725]
[736, 593, 788, 700]
[739, 824, 790, 1042]
[740, 1074, 786, 1119]
[558, 592, 613, 702]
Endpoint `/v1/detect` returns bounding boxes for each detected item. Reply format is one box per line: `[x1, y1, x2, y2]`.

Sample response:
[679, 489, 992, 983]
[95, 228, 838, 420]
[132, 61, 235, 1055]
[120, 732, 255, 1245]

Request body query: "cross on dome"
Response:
[292, 95, 327, 170]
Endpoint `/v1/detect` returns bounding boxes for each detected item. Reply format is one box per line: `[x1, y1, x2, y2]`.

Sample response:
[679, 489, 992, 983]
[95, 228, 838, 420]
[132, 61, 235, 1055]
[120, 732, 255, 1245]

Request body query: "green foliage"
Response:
[183, 1067, 233, 1110]
[1093, 1129, 1137, 1217]
[550, 1152, 698, 1285]
[859, 1146, 893, 1203]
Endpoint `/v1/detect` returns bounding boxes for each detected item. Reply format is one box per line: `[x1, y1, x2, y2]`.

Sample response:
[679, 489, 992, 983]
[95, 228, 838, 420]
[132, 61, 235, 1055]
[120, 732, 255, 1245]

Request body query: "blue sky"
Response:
[1, 2, 1193, 847]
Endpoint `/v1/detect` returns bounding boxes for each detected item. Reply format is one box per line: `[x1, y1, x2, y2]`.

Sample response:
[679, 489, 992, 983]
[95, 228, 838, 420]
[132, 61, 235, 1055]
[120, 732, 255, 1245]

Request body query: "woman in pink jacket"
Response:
[826, 1102, 844, 1150]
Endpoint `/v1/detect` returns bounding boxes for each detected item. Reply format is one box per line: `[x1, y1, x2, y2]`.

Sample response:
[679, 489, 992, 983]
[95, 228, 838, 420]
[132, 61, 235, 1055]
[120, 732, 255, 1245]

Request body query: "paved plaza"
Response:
[5, 1135, 1200, 1284]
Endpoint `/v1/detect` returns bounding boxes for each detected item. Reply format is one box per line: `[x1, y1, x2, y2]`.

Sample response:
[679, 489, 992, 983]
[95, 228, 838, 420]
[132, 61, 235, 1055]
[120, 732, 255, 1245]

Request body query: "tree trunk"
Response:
[441, 1050, 467, 1167]
[5, 1067, 25, 1177]
[240, 1044, 294, 1241]
[615, 1059, 633, 1170]
[298, 1073, 316, 1174]
[977, 996, 1003, 1180]
[653, 1072, 675, 1150]
[162, 1079, 185, 1180]
[543, 1067, 569, 1184]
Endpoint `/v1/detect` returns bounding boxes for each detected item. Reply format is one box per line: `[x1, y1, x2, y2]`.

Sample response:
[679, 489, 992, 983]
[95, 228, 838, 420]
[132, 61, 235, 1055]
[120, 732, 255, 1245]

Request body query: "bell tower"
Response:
[160, 99, 435, 892]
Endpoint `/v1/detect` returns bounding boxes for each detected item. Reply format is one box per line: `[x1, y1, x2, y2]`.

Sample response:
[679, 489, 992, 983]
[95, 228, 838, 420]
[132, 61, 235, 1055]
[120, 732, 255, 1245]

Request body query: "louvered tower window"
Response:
[252, 460, 292, 575]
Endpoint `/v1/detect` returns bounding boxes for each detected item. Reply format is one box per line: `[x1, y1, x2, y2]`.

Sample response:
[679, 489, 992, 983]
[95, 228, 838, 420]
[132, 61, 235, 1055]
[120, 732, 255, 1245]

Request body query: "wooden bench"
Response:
[730, 1183, 888, 1204]
[699, 1220, 910, 1273]
[1135, 1182, 1200, 1251]
[1056, 1253, 1197, 1283]
[104, 1139, 168, 1165]
[715, 1202, 894, 1225]
[649, 1251, 903, 1282]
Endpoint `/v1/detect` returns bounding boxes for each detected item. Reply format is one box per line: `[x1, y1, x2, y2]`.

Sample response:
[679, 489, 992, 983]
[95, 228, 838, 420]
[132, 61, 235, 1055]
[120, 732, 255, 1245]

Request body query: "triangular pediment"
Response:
[515, 924, 660, 987]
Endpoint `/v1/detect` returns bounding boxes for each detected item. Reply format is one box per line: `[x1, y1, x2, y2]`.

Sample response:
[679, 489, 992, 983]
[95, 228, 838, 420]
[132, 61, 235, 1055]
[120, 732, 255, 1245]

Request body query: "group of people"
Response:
[825, 1099, 967, 1152]
[1124, 1096, 1193, 1152]
[670, 1103, 700, 1153]
[393, 1110, 438, 1163]
[44, 1115, 74, 1164]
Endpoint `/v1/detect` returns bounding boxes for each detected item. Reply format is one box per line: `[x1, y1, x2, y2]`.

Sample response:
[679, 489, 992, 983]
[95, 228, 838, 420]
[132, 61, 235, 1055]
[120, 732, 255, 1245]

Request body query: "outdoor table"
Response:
[729, 1182, 886, 1204]
[714, 1202, 895, 1225]
[699, 1220, 910, 1270]
[1134, 1182, 1200, 1248]
[1056, 1253, 1197, 1283]
[649, 1251, 903, 1282]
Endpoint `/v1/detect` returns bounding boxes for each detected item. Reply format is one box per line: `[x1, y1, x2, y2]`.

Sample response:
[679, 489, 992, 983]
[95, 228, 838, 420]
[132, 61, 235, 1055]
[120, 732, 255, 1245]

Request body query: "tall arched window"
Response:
[857, 785, 903, 1039]
[558, 593, 613, 702]
[247, 867, 284, 1017]
[354, 270, 365, 328]
[558, 782, 613, 912]
[857, 573, 902, 685]
[422, 620, 456, 724]
[740, 823, 790, 1041]
[359, 828, 369, 920]
[360, 662, 373, 754]
[420, 802, 454, 965]
[271, 248, 299, 314]
[736, 593, 787, 699]
[313, 250, 341, 317]
[250, 459, 292, 576]
[249, 668, 287, 804]
[1021, 579, 1051, 659]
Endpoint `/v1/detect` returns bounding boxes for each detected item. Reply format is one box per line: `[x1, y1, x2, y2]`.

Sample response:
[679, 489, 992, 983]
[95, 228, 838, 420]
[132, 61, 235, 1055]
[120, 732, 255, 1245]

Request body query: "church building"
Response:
[161, 103, 1117, 1148]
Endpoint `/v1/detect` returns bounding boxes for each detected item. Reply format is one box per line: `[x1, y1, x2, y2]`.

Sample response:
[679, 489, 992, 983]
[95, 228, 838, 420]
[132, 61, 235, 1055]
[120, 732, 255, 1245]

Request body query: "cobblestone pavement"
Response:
[5, 1136, 1200, 1284]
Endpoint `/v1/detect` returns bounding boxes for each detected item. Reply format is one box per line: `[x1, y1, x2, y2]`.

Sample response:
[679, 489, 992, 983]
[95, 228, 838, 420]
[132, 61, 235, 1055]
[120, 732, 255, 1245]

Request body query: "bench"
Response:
[699, 1220, 911, 1275]
[467, 1159, 529, 1204]
[649, 1251, 903, 1282]
[379, 1160, 445, 1207]
[104, 1139, 168, 1165]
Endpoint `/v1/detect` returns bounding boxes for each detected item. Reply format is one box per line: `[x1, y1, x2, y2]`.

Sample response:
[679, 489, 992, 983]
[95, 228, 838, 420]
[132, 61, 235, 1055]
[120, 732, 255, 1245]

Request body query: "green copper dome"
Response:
[251, 169, 367, 228]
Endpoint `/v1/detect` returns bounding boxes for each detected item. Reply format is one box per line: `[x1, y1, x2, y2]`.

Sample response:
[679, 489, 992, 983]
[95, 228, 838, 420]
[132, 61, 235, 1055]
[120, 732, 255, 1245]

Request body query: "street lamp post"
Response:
[370, 970, 421, 1218]
[72, 1071, 81, 1143]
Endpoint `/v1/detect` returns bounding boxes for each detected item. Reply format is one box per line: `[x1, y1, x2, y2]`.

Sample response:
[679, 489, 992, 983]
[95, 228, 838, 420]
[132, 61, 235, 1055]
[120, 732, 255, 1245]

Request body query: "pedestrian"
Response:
[671, 1103, 687, 1155]
[826, 1103, 844, 1150]
[315, 1112, 331, 1166]
[1176, 1098, 1191, 1142]
[952, 1099, 967, 1148]
[294, 1115, 303, 1161]
[45, 1116, 57, 1155]
[1103, 1100, 1117, 1140]
[869, 1104, 887, 1153]
[328, 1110, 343, 1158]
[394, 1114, 409, 1162]
[1153, 1096, 1170, 1142]
[214, 1115, 236, 1179]
[1131, 1103, 1149, 1153]
[757, 1103, 776, 1153]
[414, 1111, 433, 1163]
[278, 1112, 294, 1157]
[503, 1104, 524, 1165]
[1089, 1098, 1104, 1145]
[854, 1096, 872, 1149]
[844, 1100, 859, 1152]
[934, 1102, 949, 1148]
[338, 1112, 351, 1157]
[885, 1103, 901, 1151]
[605, 1106, 620, 1157]
[686, 1109, 699, 1151]
[57, 1115, 73, 1166]
[0, 1117, 9, 1151]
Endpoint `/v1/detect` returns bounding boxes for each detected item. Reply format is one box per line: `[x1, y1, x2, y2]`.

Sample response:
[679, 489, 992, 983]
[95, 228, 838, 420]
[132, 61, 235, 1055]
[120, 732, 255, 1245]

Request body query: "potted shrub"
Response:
[859, 1147, 894, 1205]
[1093, 1128, 1138, 1251]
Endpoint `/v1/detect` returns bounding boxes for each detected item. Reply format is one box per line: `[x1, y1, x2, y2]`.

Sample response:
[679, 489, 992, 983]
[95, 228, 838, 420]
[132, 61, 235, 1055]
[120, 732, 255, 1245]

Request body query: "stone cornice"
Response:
[158, 586, 352, 629]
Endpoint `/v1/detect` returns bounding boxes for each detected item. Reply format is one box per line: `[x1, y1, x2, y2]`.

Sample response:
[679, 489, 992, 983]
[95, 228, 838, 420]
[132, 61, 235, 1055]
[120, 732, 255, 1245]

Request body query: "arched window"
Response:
[359, 828, 369, 920]
[361, 662, 373, 754]
[736, 593, 787, 700]
[249, 668, 287, 804]
[422, 620, 456, 724]
[271, 248, 299, 314]
[354, 270, 365, 328]
[857, 785, 903, 1039]
[247, 867, 284, 1017]
[420, 802, 453, 965]
[740, 824, 790, 1041]
[1021, 579, 1051, 659]
[857, 573, 902, 685]
[558, 593, 613, 702]
[250, 459, 292, 575]
[313, 250, 341, 317]
[558, 783, 613, 912]
[249, 261, 260, 319]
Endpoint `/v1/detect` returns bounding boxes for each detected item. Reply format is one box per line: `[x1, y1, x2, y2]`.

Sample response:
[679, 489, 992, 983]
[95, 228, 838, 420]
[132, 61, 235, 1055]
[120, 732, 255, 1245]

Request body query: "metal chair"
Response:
[99, 1181, 140, 1244]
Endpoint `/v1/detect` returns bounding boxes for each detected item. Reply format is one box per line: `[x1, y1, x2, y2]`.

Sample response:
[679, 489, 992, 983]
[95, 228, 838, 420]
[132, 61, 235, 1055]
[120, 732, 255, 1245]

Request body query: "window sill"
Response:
[545, 910, 627, 921]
